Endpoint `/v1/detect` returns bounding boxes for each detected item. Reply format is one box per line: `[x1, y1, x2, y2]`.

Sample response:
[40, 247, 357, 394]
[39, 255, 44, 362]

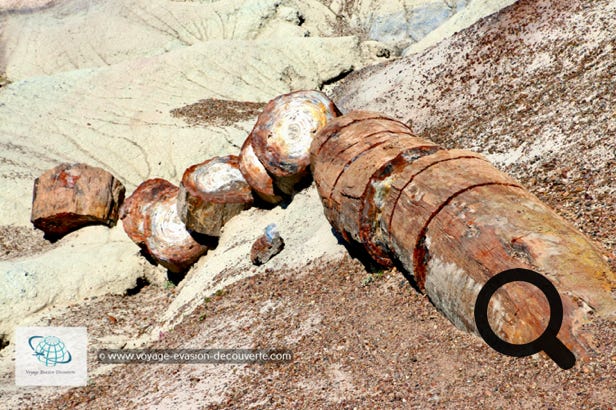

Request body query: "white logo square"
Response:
[14, 327, 87, 386]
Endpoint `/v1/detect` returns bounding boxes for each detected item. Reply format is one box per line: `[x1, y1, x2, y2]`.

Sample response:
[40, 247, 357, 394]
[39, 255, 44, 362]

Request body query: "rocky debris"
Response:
[311, 111, 616, 359]
[249, 90, 340, 195]
[177, 155, 253, 237]
[250, 223, 284, 266]
[121, 179, 208, 272]
[31, 163, 125, 239]
[170, 99, 266, 128]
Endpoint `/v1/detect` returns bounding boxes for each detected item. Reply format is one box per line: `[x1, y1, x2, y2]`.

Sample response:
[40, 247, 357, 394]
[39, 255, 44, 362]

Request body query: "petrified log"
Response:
[249, 90, 339, 195]
[310, 111, 616, 359]
[31, 163, 125, 239]
[239, 134, 283, 205]
[177, 155, 253, 237]
[119, 178, 169, 247]
[121, 179, 208, 272]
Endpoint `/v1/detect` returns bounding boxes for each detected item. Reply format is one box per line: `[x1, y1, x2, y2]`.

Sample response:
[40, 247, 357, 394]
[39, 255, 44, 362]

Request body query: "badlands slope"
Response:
[0, 0, 516, 346]
[0, 0, 520, 405]
[2, 0, 615, 407]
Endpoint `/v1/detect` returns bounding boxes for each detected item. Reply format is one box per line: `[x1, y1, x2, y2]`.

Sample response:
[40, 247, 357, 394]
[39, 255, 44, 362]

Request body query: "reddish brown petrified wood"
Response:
[239, 134, 283, 205]
[31, 163, 125, 239]
[250, 90, 339, 195]
[310, 111, 616, 359]
[178, 155, 253, 237]
[121, 178, 208, 272]
[119, 178, 170, 247]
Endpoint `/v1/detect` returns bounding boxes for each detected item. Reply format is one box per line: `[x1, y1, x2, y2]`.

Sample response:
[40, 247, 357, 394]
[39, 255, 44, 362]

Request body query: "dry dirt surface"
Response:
[171, 99, 267, 128]
[23, 256, 616, 409]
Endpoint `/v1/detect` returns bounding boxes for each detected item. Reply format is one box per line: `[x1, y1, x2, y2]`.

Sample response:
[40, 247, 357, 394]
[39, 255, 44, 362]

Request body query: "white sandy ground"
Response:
[0, 0, 339, 79]
[0, 0, 515, 403]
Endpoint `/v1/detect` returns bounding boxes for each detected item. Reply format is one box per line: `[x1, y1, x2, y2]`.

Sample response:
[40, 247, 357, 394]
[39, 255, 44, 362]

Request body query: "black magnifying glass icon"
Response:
[474, 268, 576, 370]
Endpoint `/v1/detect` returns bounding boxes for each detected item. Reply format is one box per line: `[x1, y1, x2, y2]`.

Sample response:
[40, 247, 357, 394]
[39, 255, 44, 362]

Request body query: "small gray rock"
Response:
[250, 224, 284, 266]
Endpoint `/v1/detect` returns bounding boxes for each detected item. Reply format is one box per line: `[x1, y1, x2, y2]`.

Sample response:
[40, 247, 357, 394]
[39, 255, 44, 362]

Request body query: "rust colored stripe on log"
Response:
[359, 145, 443, 266]
[389, 157, 521, 286]
[385, 150, 487, 236]
[312, 125, 416, 202]
[321, 134, 418, 240]
[315, 119, 414, 162]
[314, 132, 395, 205]
[322, 131, 419, 198]
[330, 135, 438, 242]
[330, 134, 416, 199]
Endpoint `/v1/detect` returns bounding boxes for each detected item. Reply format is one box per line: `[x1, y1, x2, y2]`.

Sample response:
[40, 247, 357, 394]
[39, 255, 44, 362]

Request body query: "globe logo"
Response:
[28, 335, 72, 367]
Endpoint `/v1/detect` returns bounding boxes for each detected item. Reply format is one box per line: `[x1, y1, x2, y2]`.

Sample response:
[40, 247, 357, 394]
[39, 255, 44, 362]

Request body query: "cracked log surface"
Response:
[239, 133, 283, 205]
[310, 111, 616, 359]
[31, 163, 125, 238]
[178, 155, 253, 237]
[121, 178, 208, 272]
[250, 90, 340, 195]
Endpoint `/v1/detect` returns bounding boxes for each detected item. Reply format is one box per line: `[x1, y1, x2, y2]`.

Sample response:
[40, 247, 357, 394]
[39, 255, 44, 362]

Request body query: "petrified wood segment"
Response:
[178, 155, 253, 237]
[250, 90, 339, 195]
[310, 110, 414, 163]
[121, 178, 208, 272]
[119, 178, 169, 246]
[310, 111, 616, 358]
[239, 134, 283, 205]
[359, 145, 443, 266]
[31, 163, 125, 238]
[420, 184, 614, 357]
[309, 112, 438, 247]
[387, 155, 521, 281]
